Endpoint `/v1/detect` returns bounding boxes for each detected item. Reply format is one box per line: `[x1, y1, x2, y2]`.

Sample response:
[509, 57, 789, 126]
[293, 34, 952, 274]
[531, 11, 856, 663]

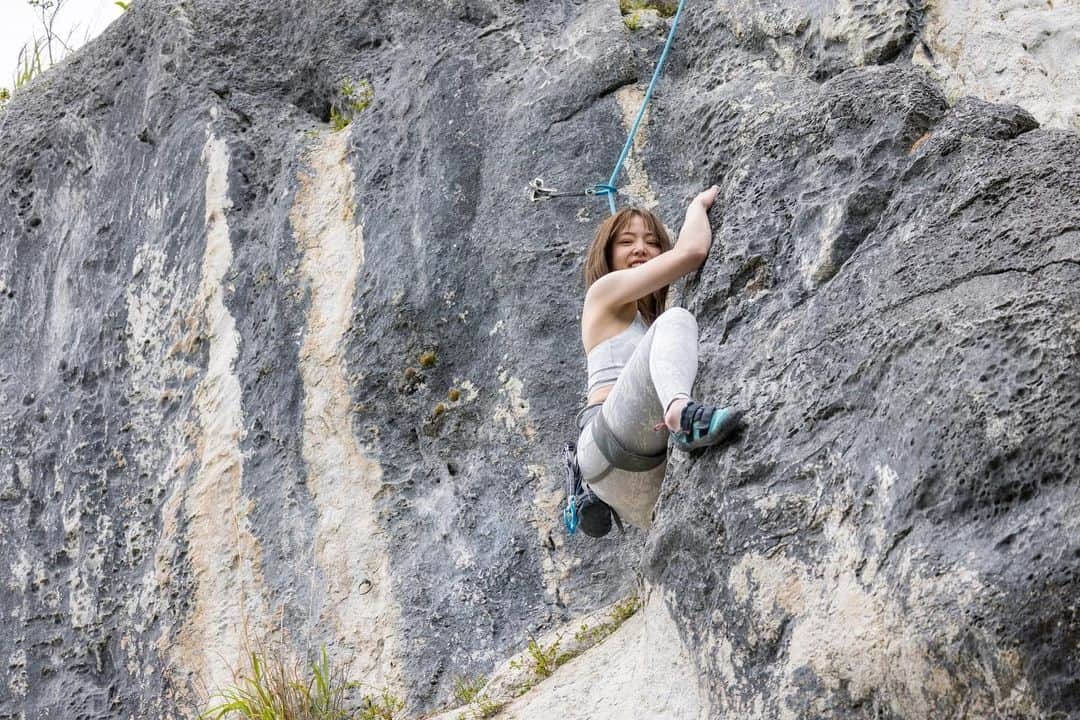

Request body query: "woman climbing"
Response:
[573, 185, 741, 534]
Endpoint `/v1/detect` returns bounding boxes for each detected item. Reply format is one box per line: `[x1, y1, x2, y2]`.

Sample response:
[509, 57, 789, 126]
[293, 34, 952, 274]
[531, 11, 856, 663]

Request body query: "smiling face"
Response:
[583, 207, 673, 323]
[609, 214, 663, 271]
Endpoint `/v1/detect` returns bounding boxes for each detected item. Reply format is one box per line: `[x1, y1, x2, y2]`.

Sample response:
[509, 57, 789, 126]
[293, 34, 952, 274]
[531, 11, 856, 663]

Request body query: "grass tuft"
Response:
[14, 38, 45, 90]
[199, 643, 405, 720]
[573, 594, 642, 646]
[199, 645, 358, 720]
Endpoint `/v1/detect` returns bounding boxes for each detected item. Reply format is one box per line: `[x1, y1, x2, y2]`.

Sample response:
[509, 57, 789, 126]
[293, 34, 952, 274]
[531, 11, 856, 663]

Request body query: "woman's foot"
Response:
[670, 401, 742, 450]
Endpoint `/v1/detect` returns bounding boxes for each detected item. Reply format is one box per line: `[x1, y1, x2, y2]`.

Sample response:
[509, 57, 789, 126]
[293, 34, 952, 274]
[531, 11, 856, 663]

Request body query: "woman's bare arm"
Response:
[585, 186, 719, 313]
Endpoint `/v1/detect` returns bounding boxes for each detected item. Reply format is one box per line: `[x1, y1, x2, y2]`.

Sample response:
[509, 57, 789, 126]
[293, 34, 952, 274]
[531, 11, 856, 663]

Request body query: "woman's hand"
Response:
[692, 184, 720, 210]
[670, 185, 719, 264]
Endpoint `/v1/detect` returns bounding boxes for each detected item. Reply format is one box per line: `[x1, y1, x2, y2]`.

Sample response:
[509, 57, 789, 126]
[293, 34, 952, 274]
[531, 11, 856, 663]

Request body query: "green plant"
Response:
[451, 675, 486, 706]
[330, 106, 350, 132]
[618, 0, 677, 17]
[115, 1, 130, 9]
[340, 80, 374, 111]
[329, 78, 374, 131]
[357, 687, 405, 720]
[0, 87, 9, 110]
[199, 646, 355, 720]
[573, 594, 642, 645]
[13, 38, 45, 89]
[472, 694, 503, 719]
[510, 637, 561, 680]
[610, 594, 641, 624]
[7, 0, 102, 94]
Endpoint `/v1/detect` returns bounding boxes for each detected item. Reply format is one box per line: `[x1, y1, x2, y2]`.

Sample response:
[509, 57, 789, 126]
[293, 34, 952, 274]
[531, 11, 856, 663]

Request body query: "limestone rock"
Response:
[0, 0, 1076, 718]
[915, 0, 1080, 130]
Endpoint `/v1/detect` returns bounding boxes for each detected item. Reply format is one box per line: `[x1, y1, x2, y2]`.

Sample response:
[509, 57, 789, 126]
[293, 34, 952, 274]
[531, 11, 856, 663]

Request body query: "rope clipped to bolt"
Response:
[528, 0, 688, 215]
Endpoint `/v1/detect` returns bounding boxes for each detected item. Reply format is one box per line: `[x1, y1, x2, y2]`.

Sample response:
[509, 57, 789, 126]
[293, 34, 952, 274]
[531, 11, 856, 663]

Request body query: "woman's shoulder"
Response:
[581, 299, 640, 353]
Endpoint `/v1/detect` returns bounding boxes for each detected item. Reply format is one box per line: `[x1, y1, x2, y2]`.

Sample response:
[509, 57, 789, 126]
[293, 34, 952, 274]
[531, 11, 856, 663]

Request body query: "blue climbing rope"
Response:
[601, 0, 687, 215]
[528, 2, 689, 212]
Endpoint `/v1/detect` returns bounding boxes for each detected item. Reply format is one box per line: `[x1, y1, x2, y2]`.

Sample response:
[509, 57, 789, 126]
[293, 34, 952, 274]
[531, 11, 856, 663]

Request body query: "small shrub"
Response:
[472, 694, 503, 719]
[610, 594, 641, 624]
[510, 637, 561, 680]
[418, 351, 437, 367]
[340, 80, 374, 112]
[330, 78, 374, 131]
[572, 594, 642, 645]
[358, 688, 405, 720]
[451, 675, 486, 706]
[447, 387, 461, 402]
[330, 107, 350, 132]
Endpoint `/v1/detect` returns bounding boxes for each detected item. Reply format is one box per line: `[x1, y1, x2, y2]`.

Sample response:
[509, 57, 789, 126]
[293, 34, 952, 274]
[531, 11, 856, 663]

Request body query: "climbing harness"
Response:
[592, 406, 666, 472]
[528, 0, 688, 215]
[563, 441, 625, 538]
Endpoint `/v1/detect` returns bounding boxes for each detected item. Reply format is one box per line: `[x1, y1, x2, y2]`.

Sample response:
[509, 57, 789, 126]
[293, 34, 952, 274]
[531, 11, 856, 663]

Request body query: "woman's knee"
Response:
[656, 306, 697, 332]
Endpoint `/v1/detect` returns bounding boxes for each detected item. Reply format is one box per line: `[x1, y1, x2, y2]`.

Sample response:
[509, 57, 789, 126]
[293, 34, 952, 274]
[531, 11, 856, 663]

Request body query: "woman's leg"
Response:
[599, 307, 699, 458]
[575, 308, 699, 528]
[649, 307, 699, 418]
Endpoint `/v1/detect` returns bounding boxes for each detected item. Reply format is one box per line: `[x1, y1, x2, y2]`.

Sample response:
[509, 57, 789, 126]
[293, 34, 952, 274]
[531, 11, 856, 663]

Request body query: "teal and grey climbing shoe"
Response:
[671, 402, 742, 451]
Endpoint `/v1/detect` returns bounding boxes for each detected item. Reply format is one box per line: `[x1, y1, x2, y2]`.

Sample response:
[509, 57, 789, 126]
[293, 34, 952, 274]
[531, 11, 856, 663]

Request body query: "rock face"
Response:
[647, 72, 1080, 718]
[0, 1, 1077, 719]
[915, 0, 1080, 130]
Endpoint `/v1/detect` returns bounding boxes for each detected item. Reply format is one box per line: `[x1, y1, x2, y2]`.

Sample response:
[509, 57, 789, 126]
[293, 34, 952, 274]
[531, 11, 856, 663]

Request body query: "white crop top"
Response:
[585, 313, 647, 395]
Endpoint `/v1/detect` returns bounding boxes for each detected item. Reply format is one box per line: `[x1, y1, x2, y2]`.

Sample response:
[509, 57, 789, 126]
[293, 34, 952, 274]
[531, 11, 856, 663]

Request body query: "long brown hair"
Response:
[582, 207, 672, 324]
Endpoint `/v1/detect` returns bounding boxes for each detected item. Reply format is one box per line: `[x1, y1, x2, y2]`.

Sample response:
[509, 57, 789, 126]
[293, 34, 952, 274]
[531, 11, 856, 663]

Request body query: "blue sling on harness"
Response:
[564, 442, 625, 538]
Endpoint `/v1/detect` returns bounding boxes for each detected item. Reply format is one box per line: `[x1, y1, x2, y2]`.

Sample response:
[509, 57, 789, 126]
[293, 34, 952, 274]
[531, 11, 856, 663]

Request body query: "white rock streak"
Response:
[428, 592, 706, 720]
[615, 85, 659, 211]
[290, 129, 398, 688]
[915, 0, 1080, 130]
[170, 130, 269, 696]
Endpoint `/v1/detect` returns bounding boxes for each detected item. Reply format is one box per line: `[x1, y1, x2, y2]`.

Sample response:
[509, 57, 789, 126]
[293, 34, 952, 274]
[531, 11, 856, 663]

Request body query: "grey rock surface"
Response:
[647, 63, 1080, 720]
[0, 0, 1077, 718]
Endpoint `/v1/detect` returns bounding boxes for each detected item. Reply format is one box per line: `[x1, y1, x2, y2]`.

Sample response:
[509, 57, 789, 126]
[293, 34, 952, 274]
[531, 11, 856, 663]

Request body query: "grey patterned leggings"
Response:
[575, 307, 699, 528]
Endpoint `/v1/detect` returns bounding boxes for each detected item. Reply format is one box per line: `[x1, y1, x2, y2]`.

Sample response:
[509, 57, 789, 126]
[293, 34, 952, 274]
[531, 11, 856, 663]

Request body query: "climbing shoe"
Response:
[671, 402, 742, 451]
